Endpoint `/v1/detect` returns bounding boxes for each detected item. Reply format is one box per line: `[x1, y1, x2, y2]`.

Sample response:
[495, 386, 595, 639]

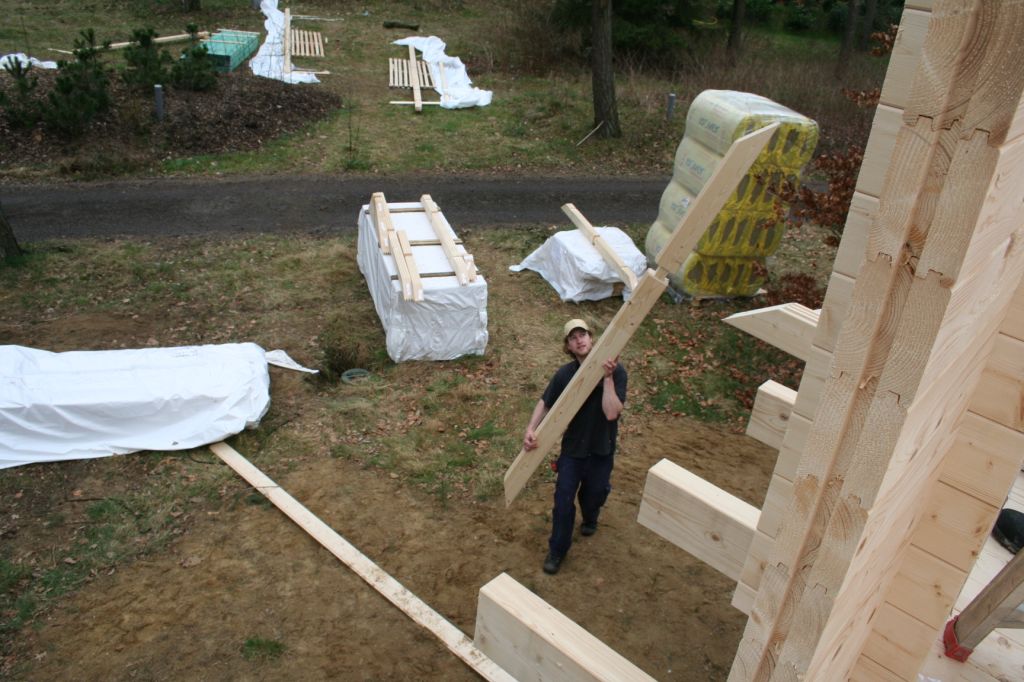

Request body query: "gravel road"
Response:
[3, 174, 667, 241]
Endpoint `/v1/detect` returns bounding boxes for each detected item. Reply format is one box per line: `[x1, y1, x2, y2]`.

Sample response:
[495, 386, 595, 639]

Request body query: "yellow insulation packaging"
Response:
[646, 90, 817, 297]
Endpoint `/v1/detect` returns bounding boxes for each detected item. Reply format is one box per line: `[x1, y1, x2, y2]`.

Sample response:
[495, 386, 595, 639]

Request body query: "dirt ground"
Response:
[2, 315, 777, 681]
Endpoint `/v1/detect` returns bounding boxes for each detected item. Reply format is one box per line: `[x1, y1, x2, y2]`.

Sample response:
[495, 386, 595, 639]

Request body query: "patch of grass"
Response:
[2, 1, 885, 180]
[467, 420, 506, 441]
[241, 636, 285, 662]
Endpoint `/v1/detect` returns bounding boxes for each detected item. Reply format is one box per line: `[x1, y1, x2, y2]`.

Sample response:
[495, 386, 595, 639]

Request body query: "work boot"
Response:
[993, 508, 1024, 554]
[542, 552, 563, 574]
[580, 520, 598, 537]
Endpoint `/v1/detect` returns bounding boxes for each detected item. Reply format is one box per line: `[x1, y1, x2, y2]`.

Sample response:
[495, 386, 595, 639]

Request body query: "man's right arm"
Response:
[523, 399, 549, 451]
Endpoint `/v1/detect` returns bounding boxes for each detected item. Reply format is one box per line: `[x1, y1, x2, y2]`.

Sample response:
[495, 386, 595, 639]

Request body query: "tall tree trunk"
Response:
[859, 0, 878, 51]
[591, 0, 621, 138]
[0, 201, 22, 260]
[727, 0, 746, 65]
[835, 0, 861, 79]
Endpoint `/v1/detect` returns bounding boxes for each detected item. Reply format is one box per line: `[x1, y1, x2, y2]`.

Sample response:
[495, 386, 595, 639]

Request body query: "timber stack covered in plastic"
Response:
[356, 193, 488, 363]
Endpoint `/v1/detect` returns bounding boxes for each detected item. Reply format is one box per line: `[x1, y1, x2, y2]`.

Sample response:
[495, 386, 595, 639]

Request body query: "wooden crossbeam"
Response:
[422, 194, 475, 285]
[637, 459, 758, 581]
[209, 443, 514, 682]
[561, 203, 639, 291]
[723, 303, 818, 362]
[369, 192, 393, 254]
[474, 573, 655, 681]
[393, 229, 423, 302]
[368, 192, 422, 302]
[746, 380, 796, 450]
[503, 123, 778, 506]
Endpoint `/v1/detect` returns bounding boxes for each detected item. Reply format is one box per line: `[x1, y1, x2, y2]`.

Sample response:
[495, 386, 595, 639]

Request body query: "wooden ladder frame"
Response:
[283, 8, 328, 76]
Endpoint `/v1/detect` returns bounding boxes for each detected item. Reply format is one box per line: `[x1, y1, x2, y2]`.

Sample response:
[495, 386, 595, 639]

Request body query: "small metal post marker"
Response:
[154, 84, 165, 121]
[666, 93, 677, 121]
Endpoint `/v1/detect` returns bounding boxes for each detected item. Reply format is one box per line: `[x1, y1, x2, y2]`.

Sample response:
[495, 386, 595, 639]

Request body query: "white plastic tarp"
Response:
[393, 36, 492, 109]
[251, 0, 319, 84]
[0, 343, 304, 469]
[510, 228, 648, 302]
[356, 201, 488, 362]
[1, 53, 58, 70]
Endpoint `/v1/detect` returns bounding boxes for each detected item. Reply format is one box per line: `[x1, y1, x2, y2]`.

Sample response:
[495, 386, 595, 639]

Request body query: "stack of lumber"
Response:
[356, 192, 487, 363]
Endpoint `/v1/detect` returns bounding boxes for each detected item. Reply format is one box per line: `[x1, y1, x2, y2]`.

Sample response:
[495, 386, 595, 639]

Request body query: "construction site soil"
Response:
[3, 361, 774, 680]
[1, 69, 796, 680]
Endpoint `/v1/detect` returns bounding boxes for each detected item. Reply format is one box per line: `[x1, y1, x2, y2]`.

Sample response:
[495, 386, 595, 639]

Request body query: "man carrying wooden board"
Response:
[522, 318, 627, 575]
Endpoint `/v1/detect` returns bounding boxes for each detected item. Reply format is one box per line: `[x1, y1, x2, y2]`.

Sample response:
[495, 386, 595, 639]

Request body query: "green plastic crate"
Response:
[201, 29, 260, 73]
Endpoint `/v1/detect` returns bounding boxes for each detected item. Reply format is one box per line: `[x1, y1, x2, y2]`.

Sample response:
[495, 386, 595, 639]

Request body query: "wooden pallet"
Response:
[283, 8, 327, 76]
[388, 56, 435, 89]
[387, 45, 446, 112]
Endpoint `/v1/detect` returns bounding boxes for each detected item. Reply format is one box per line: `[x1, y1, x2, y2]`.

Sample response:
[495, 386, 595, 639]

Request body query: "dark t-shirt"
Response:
[541, 359, 627, 459]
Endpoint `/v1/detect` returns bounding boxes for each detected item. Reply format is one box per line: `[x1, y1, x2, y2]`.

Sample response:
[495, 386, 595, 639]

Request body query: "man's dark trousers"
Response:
[549, 452, 614, 558]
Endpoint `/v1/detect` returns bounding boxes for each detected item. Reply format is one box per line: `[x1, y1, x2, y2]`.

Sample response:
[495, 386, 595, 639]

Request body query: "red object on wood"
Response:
[943, 615, 974, 662]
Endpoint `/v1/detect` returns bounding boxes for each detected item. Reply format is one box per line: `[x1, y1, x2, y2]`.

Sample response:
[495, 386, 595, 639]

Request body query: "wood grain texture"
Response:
[746, 380, 797, 450]
[724, 303, 817, 362]
[474, 573, 655, 682]
[637, 459, 758, 581]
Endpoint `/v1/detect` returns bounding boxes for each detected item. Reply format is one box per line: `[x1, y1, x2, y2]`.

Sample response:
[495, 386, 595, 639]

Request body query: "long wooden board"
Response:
[503, 123, 778, 506]
[561, 203, 639, 290]
[209, 442, 514, 682]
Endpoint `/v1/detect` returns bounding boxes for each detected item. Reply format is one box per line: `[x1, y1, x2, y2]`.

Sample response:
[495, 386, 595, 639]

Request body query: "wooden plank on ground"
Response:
[474, 573, 655, 682]
[209, 442, 515, 682]
[637, 459, 758, 581]
[408, 44, 422, 113]
[561, 203, 639, 290]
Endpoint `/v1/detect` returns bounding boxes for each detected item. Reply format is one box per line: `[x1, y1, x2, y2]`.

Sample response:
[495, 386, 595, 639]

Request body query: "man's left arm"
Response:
[601, 358, 625, 421]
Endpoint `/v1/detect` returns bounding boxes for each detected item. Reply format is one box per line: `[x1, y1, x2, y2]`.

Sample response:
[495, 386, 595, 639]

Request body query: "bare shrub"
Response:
[489, 0, 582, 75]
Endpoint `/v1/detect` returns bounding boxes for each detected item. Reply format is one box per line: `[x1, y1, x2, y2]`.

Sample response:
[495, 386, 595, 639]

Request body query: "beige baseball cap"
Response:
[563, 318, 591, 340]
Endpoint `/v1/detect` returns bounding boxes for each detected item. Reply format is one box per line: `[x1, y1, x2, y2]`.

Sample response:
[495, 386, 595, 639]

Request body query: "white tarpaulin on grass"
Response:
[250, 0, 319, 84]
[510, 228, 648, 303]
[0, 53, 58, 70]
[0, 343, 313, 469]
[393, 36, 492, 109]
